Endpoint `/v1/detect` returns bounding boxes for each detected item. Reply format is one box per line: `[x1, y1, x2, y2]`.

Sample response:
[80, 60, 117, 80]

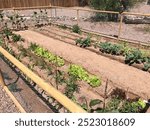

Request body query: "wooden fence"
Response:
[0, 0, 79, 8]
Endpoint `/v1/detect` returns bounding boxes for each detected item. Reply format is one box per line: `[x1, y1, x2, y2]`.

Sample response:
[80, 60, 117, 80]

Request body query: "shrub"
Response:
[75, 37, 91, 48]
[72, 24, 81, 34]
[89, 0, 146, 21]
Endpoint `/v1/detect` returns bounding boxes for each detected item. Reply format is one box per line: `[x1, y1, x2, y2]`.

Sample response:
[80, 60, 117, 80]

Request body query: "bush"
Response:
[90, 0, 146, 21]
[99, 42, 124, 55]
[72, 24, 81, 34]
[75, 37, 91, 48]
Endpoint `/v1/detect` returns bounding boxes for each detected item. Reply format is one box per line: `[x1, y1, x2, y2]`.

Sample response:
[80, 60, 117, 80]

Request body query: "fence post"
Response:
[118, 14, 123, 41]
[77, 9, 79, 25]
[55, 8, 57, 17]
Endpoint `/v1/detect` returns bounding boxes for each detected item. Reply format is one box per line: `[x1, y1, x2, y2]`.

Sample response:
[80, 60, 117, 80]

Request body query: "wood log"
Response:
[124, 16, 150, 24]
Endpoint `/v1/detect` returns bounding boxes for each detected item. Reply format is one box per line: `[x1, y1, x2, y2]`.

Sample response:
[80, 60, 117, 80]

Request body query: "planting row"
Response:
[75, 36, 150, 72]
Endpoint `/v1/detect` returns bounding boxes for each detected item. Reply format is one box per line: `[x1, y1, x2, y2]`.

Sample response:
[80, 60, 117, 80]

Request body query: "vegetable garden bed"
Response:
[0, 28, 149, 113]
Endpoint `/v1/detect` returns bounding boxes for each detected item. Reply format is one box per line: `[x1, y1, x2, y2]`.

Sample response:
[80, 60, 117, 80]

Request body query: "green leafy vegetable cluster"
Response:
[99, 42, 124, 55]
[76, 37, 91, 48]
[98, 42, 150, 71]
[29, 43, 65, 67]
[68, 64, 101, 87]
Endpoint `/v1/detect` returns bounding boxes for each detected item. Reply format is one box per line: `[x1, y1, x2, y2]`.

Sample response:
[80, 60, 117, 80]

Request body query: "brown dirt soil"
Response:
[16, 30, 150, 99]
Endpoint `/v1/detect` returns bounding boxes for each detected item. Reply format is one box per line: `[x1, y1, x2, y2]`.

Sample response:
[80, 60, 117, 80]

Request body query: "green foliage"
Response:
[87, 75, 102, 88]
[2, 28, 12, 40]
[65, 76, 78, 99]
[106, 98, 121, 112]
[12, 34, 24, 42]
[55, 70, 65, 85]
[90, 0, 145, 11]
[144, 62, 150, 71]
[99, 42, 124, 55]
[89, 99, 102, 108]
[0, 37, 4, 46]
[76, 37, 91, 48]
[68, 64, 89, 80]
[143, 58, 150, 71]
[119, 99, 146, 113]
[72, 24, 81, 34]
[68, 64, 101, 87]
[125, 49, 145, 65]
[29, 43, 65, 67]
[99, 42, 150, 71]
[89, 0, 145, 21]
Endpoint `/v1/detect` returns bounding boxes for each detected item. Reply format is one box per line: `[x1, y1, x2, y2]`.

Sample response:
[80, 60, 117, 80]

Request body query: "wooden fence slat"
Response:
[0, 0, 79, 8]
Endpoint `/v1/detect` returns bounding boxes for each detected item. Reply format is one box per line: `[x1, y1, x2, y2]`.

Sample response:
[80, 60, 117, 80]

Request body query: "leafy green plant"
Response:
[12, 34, 24, 43]
[125, 49, 145, 65]
[2, 28, 12, 40]
[68, 64, 101, 87]
[99, 42, 123, 55]
[29, 43, 65, 67]
[87, 75, 102, 88]
[76, 37, 91, 48]
[65, 75, 78, 99]
[143, 58, 150, 71]
[72, 24, 81, 34]
[0, 37, 4, 46]
[119, 99, 146, 113]
[90, 0, 146, 22]
[54, 70, 65, 85]
[80, 98, 102, 112]
[68, 64, 88, 80]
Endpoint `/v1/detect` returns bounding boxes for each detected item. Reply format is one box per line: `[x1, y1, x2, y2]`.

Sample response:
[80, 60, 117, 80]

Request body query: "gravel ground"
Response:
[0, 86, 19, 113]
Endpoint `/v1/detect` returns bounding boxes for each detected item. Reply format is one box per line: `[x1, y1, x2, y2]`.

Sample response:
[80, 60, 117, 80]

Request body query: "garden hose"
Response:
[0, 69, 26, 113]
